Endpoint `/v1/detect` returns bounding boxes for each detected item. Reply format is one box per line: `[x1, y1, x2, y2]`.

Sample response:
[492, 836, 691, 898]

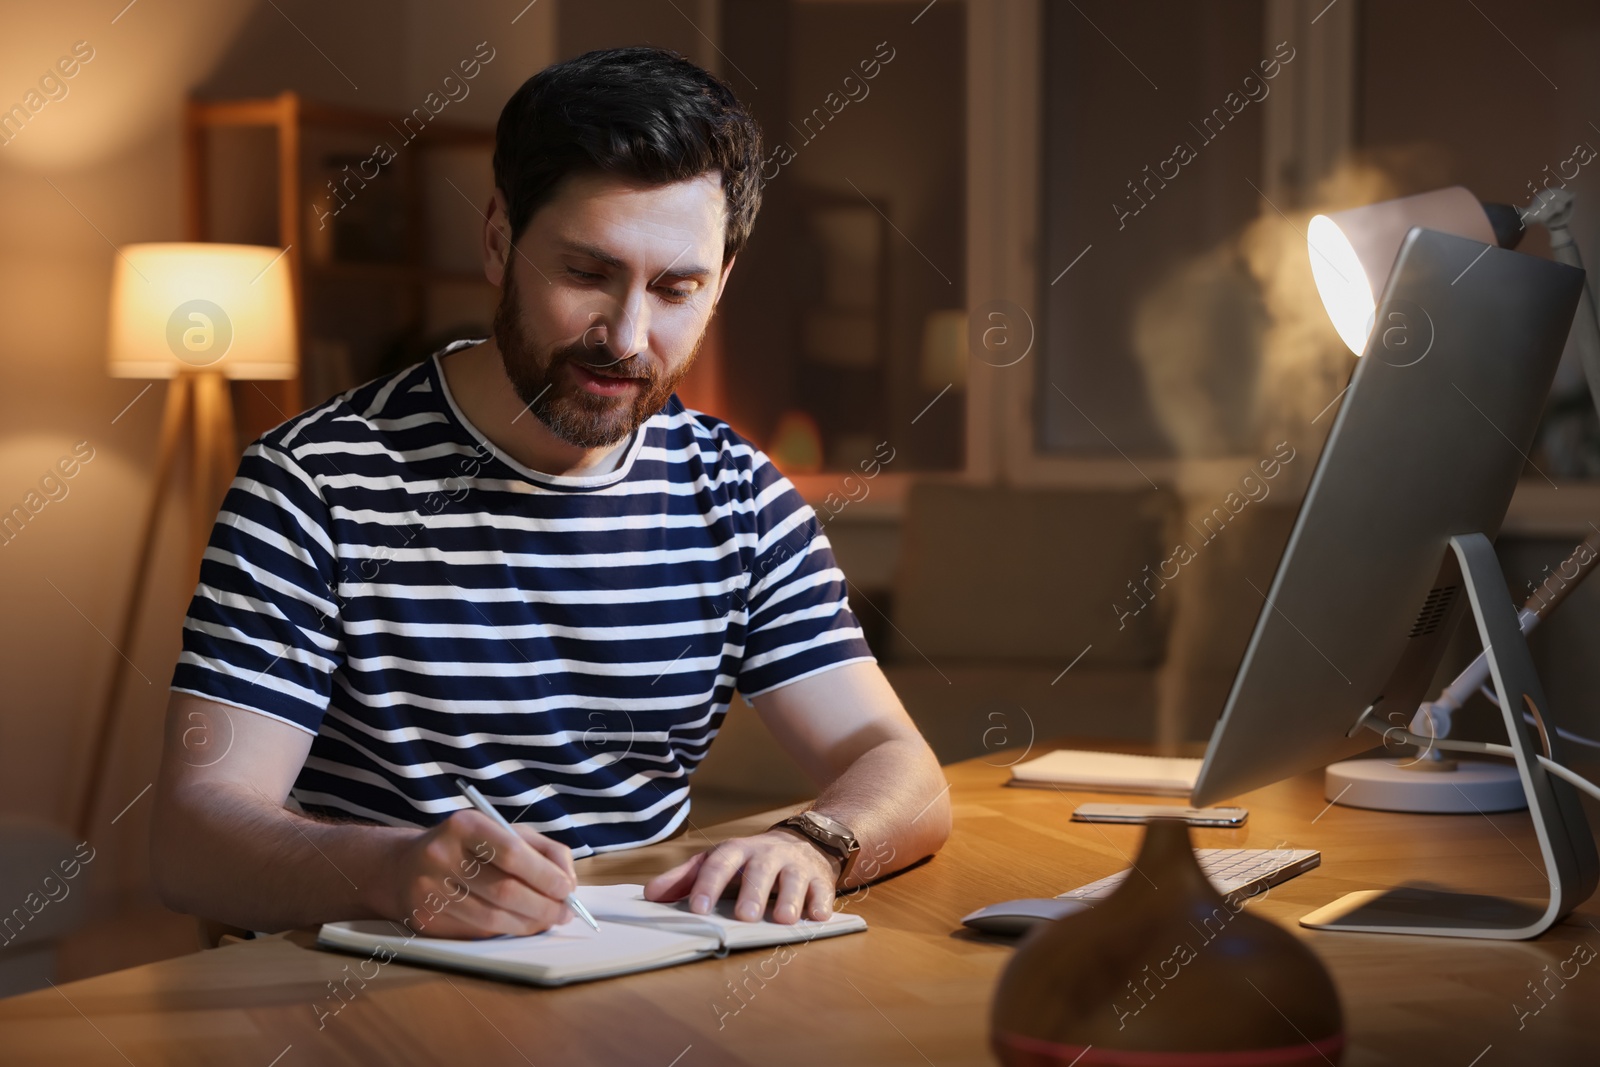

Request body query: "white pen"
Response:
[453, 777, 600, 931]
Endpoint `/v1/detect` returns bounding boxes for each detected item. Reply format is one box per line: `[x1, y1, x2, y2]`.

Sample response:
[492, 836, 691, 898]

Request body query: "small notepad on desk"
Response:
[1008, 749, 1202, 796]
[317, 883, 867, 987]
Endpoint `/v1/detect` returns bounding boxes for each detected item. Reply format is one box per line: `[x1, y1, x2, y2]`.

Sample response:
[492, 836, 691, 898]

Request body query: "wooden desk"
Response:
[2, 746, 1596, 1066]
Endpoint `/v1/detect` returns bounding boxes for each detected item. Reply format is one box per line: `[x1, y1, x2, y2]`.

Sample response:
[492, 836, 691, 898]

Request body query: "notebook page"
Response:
[319, 897, 720, 986]
[583, 884, 868, 950]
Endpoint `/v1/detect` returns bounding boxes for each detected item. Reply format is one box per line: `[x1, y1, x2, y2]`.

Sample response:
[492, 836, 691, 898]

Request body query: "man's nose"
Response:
[586, 288, 649, 362]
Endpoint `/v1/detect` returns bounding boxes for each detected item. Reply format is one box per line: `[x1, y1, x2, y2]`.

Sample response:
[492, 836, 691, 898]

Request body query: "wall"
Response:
[0, 0, 266, 910]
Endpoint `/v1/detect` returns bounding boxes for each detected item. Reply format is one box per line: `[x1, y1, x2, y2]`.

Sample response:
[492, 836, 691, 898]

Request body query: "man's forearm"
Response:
[152, 780, 407, 932]
[808, 736, 951, 890]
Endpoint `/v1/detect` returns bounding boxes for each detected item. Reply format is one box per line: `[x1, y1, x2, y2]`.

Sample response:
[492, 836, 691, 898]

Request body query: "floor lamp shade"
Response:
[1307, 186, 1498, 356]
[107, 242, 297, 379]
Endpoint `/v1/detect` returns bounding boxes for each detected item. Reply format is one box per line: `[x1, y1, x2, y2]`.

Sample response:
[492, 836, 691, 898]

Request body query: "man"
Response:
[151, 47, 950, 938]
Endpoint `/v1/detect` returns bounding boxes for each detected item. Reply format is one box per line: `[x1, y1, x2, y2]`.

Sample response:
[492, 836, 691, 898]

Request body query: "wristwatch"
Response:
[771, 810, 861, 887]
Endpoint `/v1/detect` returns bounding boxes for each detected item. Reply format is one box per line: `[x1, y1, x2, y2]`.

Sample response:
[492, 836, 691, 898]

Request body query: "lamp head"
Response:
[107, 243, 298, 380]
[1307, 186, 1500, 356]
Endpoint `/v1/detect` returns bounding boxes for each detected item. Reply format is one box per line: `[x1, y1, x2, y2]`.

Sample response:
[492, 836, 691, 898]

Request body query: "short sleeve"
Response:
[734, 457, 875, 696]
[170, 440, 343, 734]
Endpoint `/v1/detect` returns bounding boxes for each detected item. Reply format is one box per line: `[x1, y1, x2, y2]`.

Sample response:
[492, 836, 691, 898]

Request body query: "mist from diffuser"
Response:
[107, 242, 297, 380]
[1307, 186, 1498, 356]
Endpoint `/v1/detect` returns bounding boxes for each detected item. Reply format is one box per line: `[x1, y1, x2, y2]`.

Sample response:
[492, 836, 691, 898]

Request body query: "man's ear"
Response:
[712, 254, 738, 308]
[483, 189, 514, 288]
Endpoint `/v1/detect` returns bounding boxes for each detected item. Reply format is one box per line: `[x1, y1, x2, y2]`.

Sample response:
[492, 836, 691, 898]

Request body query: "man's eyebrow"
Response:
[560, 241, 627, 270]
[559, 241, 712, 281]
[653, 263, 713, 282]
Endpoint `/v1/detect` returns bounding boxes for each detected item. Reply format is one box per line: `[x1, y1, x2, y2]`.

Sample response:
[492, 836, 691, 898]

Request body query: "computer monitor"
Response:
[1190, 226, 1598, 939]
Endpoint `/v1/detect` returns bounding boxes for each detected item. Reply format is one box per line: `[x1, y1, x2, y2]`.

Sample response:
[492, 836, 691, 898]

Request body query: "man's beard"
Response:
[492, 262, 705, 449]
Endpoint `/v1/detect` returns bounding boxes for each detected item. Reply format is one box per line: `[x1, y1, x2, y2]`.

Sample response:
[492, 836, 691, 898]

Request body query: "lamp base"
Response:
[1325, 758, 1526, 813]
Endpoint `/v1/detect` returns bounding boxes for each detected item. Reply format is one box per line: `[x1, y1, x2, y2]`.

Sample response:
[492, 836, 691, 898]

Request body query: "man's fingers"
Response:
[393, 869, 538, 939]
[441, 809, 526, 870]
[770, 866, 808, 925]
[455, 814, 574, 903]
[423, 885, 565, 939]
[686, 843, 748, 914]
[733, 859, 780, 922]
[393, 811, 575, 939]
[470, 865, 571, 926]
[643, 851, 707, 902]
[515, 825, 576, 881]
[648, 836, 845, 923]
[805, 877, 835, 922]
[430, 893, 525, 938]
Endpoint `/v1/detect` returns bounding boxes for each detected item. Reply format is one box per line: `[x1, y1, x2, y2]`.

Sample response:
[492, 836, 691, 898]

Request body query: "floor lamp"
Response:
[75, 243, 298, 839]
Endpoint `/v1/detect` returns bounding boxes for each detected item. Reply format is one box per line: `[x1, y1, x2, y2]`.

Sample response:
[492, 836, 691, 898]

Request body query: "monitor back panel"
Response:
[1192, 227, 1585, 805]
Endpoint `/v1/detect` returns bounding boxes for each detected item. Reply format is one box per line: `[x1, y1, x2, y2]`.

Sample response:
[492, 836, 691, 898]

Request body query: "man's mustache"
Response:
[553, 341, 656, 380]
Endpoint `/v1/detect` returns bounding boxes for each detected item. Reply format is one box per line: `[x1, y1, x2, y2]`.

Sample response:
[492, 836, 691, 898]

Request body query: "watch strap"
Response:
[771, 812, 859, 887]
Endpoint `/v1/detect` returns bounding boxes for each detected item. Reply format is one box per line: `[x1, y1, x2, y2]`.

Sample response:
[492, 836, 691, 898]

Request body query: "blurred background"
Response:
[3, 0, 1600, 992]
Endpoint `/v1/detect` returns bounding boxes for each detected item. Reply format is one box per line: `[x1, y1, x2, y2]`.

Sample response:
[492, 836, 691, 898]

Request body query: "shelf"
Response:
[190, 92, 493, 144]
[187, 90, 497, 442]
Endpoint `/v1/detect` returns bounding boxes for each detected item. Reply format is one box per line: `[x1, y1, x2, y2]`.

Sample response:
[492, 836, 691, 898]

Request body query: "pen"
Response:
[453, 777, 600, 931]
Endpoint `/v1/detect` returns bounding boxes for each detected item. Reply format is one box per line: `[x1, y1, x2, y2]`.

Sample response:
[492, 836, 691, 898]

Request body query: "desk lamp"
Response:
[75, 243, 297, 838]
[1307, 187, 1600, 812]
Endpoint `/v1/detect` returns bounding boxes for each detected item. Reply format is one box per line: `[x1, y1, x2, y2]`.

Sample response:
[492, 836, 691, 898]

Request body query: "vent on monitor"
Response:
[1408, 585, 1458, 638]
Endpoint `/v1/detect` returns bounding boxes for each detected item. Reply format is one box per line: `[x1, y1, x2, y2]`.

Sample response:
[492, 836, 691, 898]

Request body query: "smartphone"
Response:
[1071, 803, 1248, 827]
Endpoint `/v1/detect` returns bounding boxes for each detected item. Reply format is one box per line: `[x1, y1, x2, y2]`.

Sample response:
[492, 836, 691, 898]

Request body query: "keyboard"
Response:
[1056, 848, 1321, 903]
[959, 848, 1322, 935]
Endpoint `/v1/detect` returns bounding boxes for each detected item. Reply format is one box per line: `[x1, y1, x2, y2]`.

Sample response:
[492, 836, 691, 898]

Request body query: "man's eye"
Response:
[567, 268, 603, 282]
[658, 287, 693, 302]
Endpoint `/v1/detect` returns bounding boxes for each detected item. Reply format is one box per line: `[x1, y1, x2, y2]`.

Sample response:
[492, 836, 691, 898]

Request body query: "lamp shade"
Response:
[107, 242, 297, 379]
[1307, 186, 1497, 355]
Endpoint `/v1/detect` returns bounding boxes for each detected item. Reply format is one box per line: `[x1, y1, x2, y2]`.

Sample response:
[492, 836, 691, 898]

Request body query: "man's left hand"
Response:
[643, 829, 840, 923]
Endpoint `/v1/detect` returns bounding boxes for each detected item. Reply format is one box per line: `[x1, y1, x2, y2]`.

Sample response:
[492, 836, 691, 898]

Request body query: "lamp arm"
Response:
[1409, 525, 1600, 740]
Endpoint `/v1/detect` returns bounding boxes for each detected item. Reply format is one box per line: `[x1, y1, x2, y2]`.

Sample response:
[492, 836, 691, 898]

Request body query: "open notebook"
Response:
[1008, 749, 1202, 796]
[317, 883, 867, 987]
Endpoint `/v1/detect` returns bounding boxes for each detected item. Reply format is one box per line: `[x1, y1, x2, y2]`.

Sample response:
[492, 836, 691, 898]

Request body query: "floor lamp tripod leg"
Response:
[189, 372, 238, 569]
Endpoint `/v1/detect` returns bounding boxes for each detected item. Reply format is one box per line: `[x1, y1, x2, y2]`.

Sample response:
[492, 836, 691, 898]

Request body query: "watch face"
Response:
[804, 812, 845, 836]
[800, 812, 858, 852]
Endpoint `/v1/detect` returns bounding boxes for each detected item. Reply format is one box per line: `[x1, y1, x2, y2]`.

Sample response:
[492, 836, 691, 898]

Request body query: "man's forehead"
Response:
[537, 171, 727, 261]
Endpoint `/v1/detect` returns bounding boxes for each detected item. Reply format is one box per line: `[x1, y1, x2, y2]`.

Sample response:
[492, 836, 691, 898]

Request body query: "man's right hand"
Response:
[380, 809, 579, 939]
[153, 692, 582, 937]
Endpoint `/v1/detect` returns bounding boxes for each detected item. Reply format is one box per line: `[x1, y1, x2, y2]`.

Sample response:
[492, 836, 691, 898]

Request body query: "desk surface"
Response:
[2, 745, 1597, 1066]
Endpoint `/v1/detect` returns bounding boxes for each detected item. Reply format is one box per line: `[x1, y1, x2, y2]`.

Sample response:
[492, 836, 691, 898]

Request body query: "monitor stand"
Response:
[1300, 533, 1599, 939]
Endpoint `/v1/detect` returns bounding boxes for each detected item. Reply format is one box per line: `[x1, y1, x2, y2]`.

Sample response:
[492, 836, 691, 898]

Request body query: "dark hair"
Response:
[492, 47, 764, 264]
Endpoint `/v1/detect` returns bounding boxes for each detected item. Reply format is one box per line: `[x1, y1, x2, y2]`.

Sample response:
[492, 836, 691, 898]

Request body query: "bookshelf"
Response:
[183, 91, 497, 444]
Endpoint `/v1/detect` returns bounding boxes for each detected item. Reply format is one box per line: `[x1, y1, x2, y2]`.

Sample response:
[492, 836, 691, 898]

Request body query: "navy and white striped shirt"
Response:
[172, 340, 874, 856]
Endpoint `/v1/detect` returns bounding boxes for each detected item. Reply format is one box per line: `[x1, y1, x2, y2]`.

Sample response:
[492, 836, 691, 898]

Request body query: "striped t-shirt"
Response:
[172, 339, 874, 857]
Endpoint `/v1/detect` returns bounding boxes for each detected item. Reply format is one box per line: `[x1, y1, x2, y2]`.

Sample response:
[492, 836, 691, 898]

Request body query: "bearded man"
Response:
[150, 46, 949, 937]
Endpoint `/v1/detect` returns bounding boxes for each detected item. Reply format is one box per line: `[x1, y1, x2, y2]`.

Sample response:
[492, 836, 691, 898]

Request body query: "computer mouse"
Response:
[960, 897, 1092, 936]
